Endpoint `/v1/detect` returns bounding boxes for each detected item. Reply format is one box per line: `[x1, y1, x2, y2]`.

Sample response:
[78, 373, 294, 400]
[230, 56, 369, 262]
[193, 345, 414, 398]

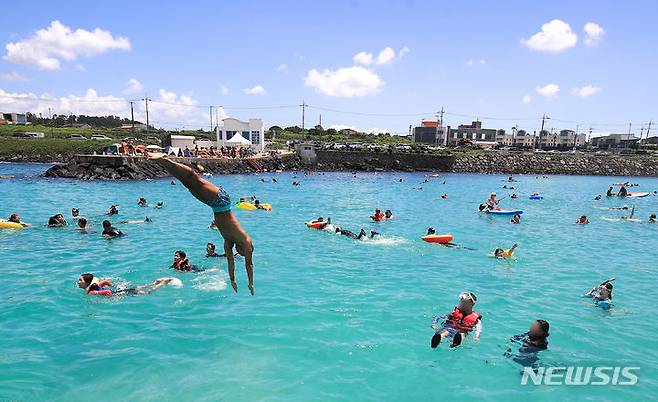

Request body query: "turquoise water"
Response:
[1, 163, 657, 402]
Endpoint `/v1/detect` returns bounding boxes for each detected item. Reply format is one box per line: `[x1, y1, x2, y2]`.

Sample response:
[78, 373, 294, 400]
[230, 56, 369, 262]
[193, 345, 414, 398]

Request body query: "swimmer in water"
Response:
[650, 214, 657, 222]
[384, 210, 393, 219]
[503, 320, 549, 367]
[48, 214, 67, 227]
[617, 186, 628, 197]
[138, 197, 147, 207]
[576, 215, 589, 225]
[606, 186, 614, 196]
[118, 216, 152, 224]
[335, 227, 378, 240]
[478, 204, 487, 212]
[621, 206, 635, 221]
[206, 242, 226, 258]
[441, 194, 448, 199]
[71, 208, 81, 219]
[148, 153, 254, 295]
[76, 218, 88, 231]
[511, 193, 518, 199]
[78, 273, 179, 297]
[101, 220, 123, 238]
[107, 205, 119, 216]
[171, 250, 198, 271]
[510, 214, 521, 224]
[594, 194, 602, 201]
[584, 279, 614, 305]
[156, 201, 164, 209]
[427, 227, 436, 235]
[494, 243, 518, 258]
[7, 213, 30, 227]
[431, 292, 482, 348]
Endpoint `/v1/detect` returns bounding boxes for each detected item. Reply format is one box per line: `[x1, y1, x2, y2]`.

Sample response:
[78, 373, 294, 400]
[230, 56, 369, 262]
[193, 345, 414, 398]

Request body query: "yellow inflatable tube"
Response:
[235, 202, 272, 211]
[0, 220, 24, 229]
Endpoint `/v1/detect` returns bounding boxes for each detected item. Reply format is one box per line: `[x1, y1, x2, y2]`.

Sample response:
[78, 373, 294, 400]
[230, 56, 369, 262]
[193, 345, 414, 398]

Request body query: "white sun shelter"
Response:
[216, 117, 265, 153]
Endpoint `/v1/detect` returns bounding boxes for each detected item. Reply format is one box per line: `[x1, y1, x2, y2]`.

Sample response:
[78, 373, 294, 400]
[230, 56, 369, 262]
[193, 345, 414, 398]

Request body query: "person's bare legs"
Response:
[148, 153, 218, 204]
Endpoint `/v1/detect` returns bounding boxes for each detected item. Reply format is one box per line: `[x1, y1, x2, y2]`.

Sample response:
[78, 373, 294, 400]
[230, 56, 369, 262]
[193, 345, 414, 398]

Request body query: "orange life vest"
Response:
[446, 307, 481, 331]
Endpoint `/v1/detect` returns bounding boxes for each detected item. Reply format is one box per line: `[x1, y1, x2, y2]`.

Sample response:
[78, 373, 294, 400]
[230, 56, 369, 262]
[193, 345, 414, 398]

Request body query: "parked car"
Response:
[91, 134, 112, 141]
[123, 137, 138, 142]
[68, 134, 88, 141]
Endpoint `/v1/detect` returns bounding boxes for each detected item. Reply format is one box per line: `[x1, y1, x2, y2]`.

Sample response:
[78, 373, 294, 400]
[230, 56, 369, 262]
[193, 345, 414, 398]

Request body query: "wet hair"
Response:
[81, 273, 94, 285]
[650, 214, 656, 219]
[207, 242, 215, 248]
[536, 319, 550, 337]
[9, 213, 19, 222]
[175, 250, 186, 259]
[78, 218, 87, 227]
[604, 283, 613, 299]
[102, 220, 111, 228]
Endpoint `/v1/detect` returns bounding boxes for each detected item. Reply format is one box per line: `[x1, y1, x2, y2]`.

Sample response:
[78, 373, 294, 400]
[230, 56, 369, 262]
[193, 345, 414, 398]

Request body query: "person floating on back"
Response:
[78, 273, 180, 297]
[431, 292, 482, 348]
[148, 153, 254, 295]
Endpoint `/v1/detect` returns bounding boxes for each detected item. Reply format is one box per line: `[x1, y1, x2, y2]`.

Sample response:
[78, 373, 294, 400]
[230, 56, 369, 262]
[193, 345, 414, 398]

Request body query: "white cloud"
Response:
[304, 66, 383, 97]
[584, 22, 605, 46]
[521, 19, 577, 53]
[0, 87, 126, 117]
[353, 51, 374, 66]
[123, 78, 143, 94]
[276, 64, 288, 72]
[376, 47, 396, 65]
[536, 83, 560, 98]
[148, 89, 199, 119]
[220, 85, 229, 95]
[572, 84, 601, 97]
[0, 71, 29, 81]
[74, 64, 86, 71]
[522, 95, 532, 104]
[465, 59, 486, 66]
[3, 20, 130, 70]
[399, 46, 410, 57]
[242, 85, 267, 95]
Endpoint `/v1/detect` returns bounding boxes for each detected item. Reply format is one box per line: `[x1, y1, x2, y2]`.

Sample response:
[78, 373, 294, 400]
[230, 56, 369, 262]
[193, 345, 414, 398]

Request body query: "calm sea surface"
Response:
[1, 163, 657, 401]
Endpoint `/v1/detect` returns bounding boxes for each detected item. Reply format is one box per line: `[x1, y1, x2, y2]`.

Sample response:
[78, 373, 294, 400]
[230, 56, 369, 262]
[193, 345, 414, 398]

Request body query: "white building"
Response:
[216, 118, 265, 153]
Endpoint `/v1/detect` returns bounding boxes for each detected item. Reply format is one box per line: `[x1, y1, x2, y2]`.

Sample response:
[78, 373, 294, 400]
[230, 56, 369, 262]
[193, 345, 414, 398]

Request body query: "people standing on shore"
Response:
[148, 152, 254, 295]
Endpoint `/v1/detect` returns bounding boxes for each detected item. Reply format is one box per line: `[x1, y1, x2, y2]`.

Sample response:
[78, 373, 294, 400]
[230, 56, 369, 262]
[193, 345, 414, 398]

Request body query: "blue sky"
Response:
[1, 0, 657, 136]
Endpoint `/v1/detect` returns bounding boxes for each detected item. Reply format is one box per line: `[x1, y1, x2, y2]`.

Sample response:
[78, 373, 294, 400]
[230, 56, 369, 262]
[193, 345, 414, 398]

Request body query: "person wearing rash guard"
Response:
[206, 243, 226, 258]
[77, 273, 178, 297]
[431, 292, 482, 348]
[48, 214, 67, 227]
[584, 279, 613, 305]
[335, 227, 379, 240]
[101, 220, 123, 238]
[504, 320, 550, 367]
[494, 243, 518, 258]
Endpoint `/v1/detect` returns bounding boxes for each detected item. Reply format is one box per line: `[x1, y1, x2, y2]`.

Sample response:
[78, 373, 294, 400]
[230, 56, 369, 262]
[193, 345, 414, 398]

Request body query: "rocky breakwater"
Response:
[43, 153, 303, 180]
[452, 152, 658, 176]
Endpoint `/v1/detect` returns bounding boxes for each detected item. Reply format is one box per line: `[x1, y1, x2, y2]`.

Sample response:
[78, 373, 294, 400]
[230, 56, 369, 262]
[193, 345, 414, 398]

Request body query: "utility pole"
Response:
[535, 114, 549, 152]
[209, 105, 213, 133]
[130, 101, 135, 131]
[142, 95, 151, 135]
[434, 106, 446, 146]
[646, 120, 652, 140]
[215, 108, 220, 140]
[319, 114, 322, 128]
[574, 124, 579, 150]
[300, 100, 308, 130]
